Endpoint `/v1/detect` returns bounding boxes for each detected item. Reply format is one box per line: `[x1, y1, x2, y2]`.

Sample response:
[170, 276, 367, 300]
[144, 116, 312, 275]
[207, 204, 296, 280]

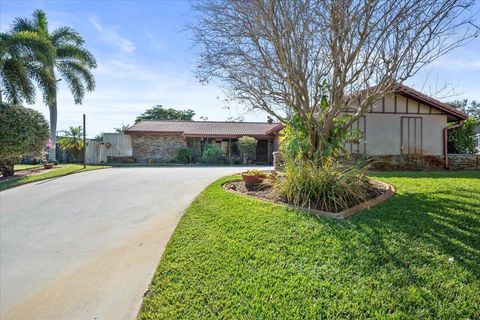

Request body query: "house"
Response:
[344, 84, 468, 168]
[116, 84, 468, 168]
[124, 121, 283, 164]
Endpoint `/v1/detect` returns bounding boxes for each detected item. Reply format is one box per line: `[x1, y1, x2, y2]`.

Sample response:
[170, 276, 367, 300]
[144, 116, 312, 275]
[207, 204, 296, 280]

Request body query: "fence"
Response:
[85, 133, 132, 164]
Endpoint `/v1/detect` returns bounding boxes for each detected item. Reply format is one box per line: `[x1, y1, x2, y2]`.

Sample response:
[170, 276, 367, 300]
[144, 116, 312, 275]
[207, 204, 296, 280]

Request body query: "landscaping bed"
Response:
[138, 171, 480, 319]
[223, 177, 393, 219]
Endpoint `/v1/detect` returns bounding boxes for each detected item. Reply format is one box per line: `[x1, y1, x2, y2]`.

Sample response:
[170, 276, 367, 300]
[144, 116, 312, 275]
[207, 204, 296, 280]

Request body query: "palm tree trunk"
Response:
[48, 99, 57, 161]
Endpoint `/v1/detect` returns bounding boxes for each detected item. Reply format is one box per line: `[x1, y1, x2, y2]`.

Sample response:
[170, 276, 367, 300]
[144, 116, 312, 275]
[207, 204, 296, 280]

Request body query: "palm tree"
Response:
[0, 30, 56, 104]
[13, 9, 97, 160]
[59, 126, 84, 160]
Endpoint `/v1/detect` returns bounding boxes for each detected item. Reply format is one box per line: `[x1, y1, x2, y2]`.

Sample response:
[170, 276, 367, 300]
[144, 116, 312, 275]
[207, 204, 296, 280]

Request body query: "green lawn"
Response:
[139, 171, 480, 319]
[0, 164, 110, 190]
[14, 164, 42, 171]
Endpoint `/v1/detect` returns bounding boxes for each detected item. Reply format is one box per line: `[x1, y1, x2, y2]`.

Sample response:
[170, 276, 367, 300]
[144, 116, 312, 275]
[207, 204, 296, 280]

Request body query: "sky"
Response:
[1, 0, 479, 137]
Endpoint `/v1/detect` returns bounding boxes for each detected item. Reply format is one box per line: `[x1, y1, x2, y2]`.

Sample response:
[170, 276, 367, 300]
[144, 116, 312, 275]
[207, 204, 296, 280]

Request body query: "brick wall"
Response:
[131, 135, 185, 163]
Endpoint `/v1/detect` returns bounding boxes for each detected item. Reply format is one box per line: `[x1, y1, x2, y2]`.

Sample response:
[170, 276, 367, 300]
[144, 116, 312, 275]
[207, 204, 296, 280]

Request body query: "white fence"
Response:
[86, 133, 132, 164]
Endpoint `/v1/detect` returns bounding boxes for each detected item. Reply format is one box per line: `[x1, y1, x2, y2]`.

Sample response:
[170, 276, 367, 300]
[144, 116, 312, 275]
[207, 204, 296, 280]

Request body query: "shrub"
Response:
[237, 136, 257, 160]
[275, 160, 370, 212]
[447, 118, 477, 154]
[0, 103, 49, 177]
[201, 143, 223, 164]
[176, 147, 192, 164]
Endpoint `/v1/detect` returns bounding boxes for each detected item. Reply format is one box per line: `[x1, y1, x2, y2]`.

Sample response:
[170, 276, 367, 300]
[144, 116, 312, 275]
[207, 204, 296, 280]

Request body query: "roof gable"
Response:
[394, 84, 468, 121]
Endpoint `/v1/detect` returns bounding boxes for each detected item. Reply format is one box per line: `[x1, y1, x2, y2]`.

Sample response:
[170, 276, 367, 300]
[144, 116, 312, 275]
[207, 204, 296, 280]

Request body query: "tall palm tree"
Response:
[0, 30, 56, 104]
[13, 9, 97, 160]
[58, 126, 84, 160]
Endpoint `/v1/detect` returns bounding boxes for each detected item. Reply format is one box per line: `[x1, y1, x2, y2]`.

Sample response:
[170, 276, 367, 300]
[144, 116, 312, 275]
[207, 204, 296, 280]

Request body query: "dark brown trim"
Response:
[406, 98, 409, 114]
[417, 101, 420, 114]
[394, 94, 397, 113]
[382, 97, 385, 113]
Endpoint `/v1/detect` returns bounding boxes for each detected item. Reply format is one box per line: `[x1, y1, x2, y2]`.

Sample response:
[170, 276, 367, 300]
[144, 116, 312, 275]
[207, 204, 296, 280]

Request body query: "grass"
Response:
[14, 164, 42, 171]
[0, 164, 110, 190]
[139, 171, 480, 319]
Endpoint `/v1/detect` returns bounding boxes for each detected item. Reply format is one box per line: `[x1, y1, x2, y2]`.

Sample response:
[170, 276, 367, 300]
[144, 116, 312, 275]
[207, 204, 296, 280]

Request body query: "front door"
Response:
[401, 117, 422, 155]
[256, 140, 269, 163]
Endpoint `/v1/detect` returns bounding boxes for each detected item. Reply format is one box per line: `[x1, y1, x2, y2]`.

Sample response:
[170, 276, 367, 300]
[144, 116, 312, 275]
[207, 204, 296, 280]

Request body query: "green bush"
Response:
[201, 143, 223, 164]
[0, 103, 49, 177]
[447, 118, 478, 154]
[176, 147, 192, 164]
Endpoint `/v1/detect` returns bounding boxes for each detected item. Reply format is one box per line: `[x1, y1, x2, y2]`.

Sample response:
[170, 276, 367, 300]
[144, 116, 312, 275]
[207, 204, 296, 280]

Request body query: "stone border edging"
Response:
[223, 179, 396, 220]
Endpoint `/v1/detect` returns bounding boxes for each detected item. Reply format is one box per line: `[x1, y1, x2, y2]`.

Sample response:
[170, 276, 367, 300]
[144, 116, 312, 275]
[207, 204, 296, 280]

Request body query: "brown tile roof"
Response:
[125, 120, 283, 138]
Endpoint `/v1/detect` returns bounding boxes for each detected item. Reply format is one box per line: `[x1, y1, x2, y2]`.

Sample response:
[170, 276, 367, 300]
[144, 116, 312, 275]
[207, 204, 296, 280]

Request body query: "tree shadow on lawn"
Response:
[335, 186, 480, 281]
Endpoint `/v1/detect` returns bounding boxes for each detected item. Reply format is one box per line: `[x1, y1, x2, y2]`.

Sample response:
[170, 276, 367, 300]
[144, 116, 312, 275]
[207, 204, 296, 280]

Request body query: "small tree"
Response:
[58, 126, 84, 160]
[0, 103, 49, 176]
[237, 136, 257, 162]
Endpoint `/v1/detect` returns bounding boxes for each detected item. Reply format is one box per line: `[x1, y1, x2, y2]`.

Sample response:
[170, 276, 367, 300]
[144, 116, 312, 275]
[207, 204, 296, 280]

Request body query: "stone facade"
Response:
[131, 135, 185, 163]
[448, 154, 480, 170]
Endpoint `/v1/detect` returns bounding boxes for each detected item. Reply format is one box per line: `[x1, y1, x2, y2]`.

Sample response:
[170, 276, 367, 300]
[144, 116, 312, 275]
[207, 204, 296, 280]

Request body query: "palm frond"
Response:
[56, 43, 96, 68]
[1, 58, 35, 104]
[10, 17, 35, 33]
[32, 9, 48, 34]
[58, 60, 95, 98]
[58, 63, 85, 104]
[51, 26, 84, 46]
[27, 63, 57, 104]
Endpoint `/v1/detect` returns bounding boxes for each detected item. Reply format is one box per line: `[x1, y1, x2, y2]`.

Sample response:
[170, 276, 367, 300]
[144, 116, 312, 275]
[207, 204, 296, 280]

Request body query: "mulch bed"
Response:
[223, 178, 394, 219]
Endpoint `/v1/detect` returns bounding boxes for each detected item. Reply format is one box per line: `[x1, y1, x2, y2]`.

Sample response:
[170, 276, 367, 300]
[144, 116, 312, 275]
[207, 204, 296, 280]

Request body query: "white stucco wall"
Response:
[364, 113, 447, 155]
[346, 93, 449, 156]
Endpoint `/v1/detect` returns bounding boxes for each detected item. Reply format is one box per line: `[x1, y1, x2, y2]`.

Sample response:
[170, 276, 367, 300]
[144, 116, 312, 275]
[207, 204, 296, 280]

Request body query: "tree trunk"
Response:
[0, 162, 15, 177]
[48, 99, 57, 162]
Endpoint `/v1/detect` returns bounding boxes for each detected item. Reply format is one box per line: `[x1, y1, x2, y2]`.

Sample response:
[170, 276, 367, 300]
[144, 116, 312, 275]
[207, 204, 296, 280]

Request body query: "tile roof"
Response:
[125, 120, 283, 137]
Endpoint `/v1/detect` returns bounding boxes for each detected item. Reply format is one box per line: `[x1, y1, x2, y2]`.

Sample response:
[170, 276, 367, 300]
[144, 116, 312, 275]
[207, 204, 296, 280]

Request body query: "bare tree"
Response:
[190, 0, 478, 157]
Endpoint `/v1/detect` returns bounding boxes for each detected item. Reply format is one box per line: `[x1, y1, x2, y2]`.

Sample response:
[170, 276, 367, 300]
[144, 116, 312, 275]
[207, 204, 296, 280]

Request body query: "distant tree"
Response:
[0, 103, 49, 177]
[114, 123, 130, 133]
[135, 105, 195, 123]
[448, 100, 480, 121]
[58, 126, 84, 159]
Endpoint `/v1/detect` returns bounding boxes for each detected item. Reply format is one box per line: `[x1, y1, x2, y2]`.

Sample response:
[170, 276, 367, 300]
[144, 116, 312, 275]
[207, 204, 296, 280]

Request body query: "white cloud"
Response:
[89, 16, 136, 53]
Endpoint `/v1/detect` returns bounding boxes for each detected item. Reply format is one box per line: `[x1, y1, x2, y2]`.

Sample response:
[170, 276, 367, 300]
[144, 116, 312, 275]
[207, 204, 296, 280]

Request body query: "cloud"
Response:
[89, 16, 136, 53]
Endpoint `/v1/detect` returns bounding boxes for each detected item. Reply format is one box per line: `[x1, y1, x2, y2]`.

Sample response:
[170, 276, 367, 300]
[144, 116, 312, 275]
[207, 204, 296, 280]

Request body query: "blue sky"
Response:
[1, 0, 479, 137]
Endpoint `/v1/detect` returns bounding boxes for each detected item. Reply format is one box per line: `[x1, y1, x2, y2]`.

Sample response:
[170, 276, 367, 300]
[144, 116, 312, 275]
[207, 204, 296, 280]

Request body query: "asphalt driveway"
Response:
[0, 166, 265, 320]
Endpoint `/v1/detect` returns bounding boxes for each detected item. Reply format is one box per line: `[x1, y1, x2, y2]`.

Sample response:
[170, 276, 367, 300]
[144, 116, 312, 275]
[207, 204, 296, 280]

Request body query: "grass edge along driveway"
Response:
[0, 164, 110, 190]
[138, 171, 480, 319]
